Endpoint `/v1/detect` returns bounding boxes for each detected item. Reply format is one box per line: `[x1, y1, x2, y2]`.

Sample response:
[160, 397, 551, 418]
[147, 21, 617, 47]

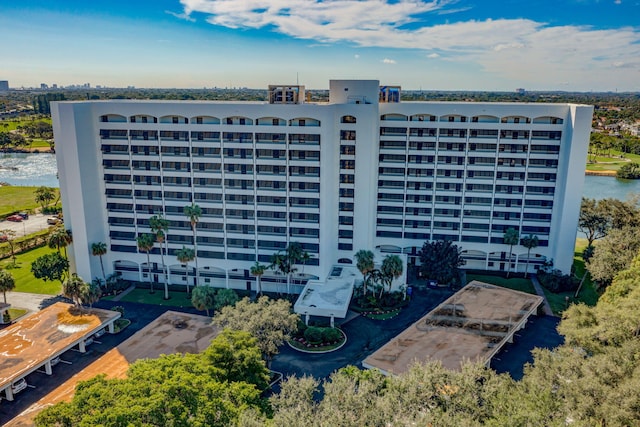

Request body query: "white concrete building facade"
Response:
[51, 80, 593, 293]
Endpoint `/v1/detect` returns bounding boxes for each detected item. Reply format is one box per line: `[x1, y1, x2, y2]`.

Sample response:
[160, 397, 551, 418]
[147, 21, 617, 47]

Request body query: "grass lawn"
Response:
[104, 287, 195, 308]
[0, 245, 62, 295]
[6, 307, 28, 322]
[0, 186, 59, 217]
[0, 117, 52, 132]
[466, 274, 536, 294]
[586, 150, 640, 172]
[28, 139, 53, 150]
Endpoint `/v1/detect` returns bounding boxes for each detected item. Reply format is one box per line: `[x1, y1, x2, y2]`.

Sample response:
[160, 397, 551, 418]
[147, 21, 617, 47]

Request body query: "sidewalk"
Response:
[529, 274, 555, 316]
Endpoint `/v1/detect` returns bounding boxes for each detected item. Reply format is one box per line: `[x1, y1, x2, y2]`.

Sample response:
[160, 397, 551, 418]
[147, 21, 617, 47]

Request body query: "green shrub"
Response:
[304, 326, 323, 344]
[538, 269, 577, 293]
[321, 327, 342, 343]
[214, 289, 239, 311]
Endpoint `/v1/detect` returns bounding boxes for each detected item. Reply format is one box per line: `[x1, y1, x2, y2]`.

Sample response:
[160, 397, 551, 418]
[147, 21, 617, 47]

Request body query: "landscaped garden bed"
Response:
[288, 322, 346, 353]
[350, 289, 410, 320]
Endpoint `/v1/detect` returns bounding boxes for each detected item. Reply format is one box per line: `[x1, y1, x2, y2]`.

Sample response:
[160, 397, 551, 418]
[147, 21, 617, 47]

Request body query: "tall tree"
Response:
[48, 226, 72, 258]
[149, 215, 170, 300]
[183, 203, 202, 287]
[63, 274, 89, 308]
[0, 270, 16, 304]
[31, 252, 69, 286]
[136, 233, 156, 294]
[586, 226, 640, 289]
[380, 254, 403, 297]
[176, 246, 195, 295]
[578, 197, 609, 247]
[270, 242, 305, 294]
[354, 249, 375, 295]
[503, 227, 520, 277]
[213, 296, 299, 367]
[34, 186, 55, 211]
[82, 280, 102, 309]
[419, 240, 465, 286]
[90, 242, 107, 280]
[521, 234, 539, 278]
[250, 261, 266, 296]
[191, 285, 216, 316]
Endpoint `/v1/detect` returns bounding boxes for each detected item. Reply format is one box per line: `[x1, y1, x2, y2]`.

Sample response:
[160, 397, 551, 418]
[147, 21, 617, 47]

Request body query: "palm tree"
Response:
[380, 254, 403, 298]
[521, 234, 539, 278]
[48, 226, 72, 258]
[149, 215, 170, 300]
[91, 242, 107, 280]
[136, 233, 156, 294]
[503, 227, 520, 278]
[354, 249, 375, 295]
[184, 203, 202, 287]
[63, 273, 89, 308]
[0, 270, 16, 304]
[176, 246, 195, 295]
[250, 261, 266, 296]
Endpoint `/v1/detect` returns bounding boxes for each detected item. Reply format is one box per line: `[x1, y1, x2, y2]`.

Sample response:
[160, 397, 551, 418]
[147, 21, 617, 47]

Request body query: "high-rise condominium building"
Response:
[0, 81, 9, 91]
[52, 80, 592, 293]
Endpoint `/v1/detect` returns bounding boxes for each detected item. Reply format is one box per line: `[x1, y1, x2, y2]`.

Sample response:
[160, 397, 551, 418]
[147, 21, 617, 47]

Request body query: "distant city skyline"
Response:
[1, 0, 639, 92]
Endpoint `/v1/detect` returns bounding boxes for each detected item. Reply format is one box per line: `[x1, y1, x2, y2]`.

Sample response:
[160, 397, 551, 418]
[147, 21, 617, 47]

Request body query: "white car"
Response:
[50, 356, 61, 366]
[11, 378, 28, 394]
[84, 337, 94, 347]
[94, 328, 106, 338]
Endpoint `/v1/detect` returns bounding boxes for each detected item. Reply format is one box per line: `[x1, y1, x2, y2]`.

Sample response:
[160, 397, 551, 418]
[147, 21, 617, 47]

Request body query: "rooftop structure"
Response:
[0, 302, 120, 401]
[362, 281, 543, 374]
[51, 80, 593, 294]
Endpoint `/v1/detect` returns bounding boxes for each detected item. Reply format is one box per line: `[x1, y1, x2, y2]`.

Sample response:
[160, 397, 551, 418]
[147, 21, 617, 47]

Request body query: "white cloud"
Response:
[354, 54, 360, 59]
[427, 53, 440, 58]
[179, 0, 640, 87]
[383, 58, 396, 64]
[165, 10, 196, 22]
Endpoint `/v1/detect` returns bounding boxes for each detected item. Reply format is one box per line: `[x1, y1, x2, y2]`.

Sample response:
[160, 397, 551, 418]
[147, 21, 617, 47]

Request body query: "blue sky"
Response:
[1, 0, 639, 91]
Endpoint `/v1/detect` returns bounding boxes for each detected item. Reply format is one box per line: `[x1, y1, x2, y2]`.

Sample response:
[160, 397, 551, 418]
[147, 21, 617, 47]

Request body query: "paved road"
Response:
[0, 213, 53, 238]
[4, 291, 66, 313]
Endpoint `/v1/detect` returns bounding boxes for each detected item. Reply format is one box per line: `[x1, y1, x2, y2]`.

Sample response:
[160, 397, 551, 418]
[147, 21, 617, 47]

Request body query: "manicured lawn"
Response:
[466, 274, 536, 295]
[0, 186, 59, 217]
[104, 287, 195, 308]
[0, 245, 62, 295]
[586, 150, 640, 172]
[0, 117, 52, 132]
[28, 139, 53, 150]
[6, 307, 28, 322]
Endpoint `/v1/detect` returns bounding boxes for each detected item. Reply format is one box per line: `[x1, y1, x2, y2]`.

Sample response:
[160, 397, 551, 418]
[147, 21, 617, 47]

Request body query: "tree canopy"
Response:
[586, 226, 640, 288]
[213, 296, 298, 366]
[418, 240, 465, 286]
[35, 329, 269, 427]
[31, 252, 69, 284]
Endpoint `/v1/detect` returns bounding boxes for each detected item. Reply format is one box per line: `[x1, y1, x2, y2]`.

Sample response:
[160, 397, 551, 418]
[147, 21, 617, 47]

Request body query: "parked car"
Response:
[84, 337, 94, 347]
[50, 356, 61, 366]
[47, 217, 60, 225]
[11, 378, 28, 394]
[6, 215, 22, 222]
[18, 212, 29, 220]
[94, 328, 106, 338]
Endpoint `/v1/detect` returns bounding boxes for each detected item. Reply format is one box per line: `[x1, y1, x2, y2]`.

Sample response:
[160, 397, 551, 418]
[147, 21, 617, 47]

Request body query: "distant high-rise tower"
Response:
[0, 81, 9, 91]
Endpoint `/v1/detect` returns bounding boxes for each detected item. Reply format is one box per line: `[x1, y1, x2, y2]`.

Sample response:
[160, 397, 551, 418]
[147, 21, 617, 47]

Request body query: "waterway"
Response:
[0, 152, 59, 187]
[0, 153, 639, 200]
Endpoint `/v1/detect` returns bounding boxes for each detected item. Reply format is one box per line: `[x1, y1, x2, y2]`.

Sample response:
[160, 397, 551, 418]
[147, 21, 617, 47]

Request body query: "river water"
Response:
[0, 153, 639, 200]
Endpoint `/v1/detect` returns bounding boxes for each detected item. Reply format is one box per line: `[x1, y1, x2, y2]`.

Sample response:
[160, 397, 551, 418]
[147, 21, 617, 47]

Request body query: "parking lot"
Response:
[0, 213, 55, 238]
